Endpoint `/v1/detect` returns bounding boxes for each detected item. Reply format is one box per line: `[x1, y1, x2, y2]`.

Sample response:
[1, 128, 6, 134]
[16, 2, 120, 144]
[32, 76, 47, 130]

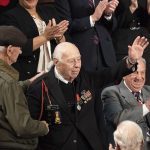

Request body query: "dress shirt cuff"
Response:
[90, 16, 95, 27]
[143, 104, 149, 116]
[104, 14, 112, 21]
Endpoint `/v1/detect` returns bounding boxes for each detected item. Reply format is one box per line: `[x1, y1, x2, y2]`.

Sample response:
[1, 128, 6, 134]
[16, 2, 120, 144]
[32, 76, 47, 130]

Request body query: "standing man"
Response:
[102, 57, 150, 147]
[27, 36, 148, 150]
[0, 26, 49, 150]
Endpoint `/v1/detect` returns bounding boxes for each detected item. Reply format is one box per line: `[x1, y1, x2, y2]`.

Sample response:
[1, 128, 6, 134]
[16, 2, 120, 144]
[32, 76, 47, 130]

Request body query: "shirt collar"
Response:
[54, 67, 69, 84]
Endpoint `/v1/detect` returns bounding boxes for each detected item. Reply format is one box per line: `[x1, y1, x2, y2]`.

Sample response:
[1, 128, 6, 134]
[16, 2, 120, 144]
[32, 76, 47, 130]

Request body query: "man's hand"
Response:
[128, 36, 149, 64]
[41, 120, 49, 134]
[29, 71, 45, 83]
[104, 0, 119, 16]
[91, 0, 108, 22]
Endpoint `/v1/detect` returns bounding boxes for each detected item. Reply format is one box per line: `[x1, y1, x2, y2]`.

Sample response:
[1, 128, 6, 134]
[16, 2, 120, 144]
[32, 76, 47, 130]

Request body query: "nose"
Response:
[74, 59, 81, 67]
[136, 73, 143, 80]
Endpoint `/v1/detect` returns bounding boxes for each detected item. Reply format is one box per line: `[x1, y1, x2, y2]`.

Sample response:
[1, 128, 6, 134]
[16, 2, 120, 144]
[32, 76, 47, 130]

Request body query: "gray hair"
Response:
[53, 42, 78, 61]
[0, 46, 6, 52]
[114, 120, 143, 150]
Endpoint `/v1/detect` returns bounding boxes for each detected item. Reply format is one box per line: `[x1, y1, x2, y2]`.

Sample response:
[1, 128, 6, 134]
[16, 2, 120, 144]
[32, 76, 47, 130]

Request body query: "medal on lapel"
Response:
[81, 90, 92, 103]
[76, 90, 92, 111]
[76, 94, 82, 111]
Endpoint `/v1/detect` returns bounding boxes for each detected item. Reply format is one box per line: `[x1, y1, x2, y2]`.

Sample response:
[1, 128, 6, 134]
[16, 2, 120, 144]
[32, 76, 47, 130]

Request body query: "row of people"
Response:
[0, 25, 148, 150]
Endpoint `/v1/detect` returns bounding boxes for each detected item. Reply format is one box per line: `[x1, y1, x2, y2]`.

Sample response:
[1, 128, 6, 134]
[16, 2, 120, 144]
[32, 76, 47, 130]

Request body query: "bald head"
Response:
[53, 42, 81, 82]
[114, 121, 143, 150]
[53, 42, 80, 61]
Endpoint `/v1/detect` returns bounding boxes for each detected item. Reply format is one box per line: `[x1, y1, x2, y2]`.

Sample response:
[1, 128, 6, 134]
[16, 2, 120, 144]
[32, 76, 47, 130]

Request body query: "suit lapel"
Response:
[45, 68, 76, 123]
[119, 81, 138, 106]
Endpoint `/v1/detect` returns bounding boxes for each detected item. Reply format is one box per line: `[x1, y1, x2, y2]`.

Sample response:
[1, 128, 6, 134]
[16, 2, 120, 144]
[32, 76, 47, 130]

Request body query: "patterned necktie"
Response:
[88, 0, 94, 8]
[132, 91, 143, 105]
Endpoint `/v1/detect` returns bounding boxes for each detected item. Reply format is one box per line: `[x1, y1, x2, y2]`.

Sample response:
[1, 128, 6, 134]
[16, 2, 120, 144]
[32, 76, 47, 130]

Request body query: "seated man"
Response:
[27, 37, 148, 150]
[109, 120, 144, 150]
[102, 57, 150, 146]
[0, 26, 49, 150]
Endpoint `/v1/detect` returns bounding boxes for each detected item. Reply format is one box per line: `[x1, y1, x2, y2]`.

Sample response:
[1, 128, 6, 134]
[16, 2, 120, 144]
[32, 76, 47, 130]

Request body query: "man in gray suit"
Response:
[101, 58, 150, 146]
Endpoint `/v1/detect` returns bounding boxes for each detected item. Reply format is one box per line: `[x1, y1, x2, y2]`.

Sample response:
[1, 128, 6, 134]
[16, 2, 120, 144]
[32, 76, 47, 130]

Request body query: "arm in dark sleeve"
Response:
[88, 59, 137, 88]
[55, 0, 92, 33]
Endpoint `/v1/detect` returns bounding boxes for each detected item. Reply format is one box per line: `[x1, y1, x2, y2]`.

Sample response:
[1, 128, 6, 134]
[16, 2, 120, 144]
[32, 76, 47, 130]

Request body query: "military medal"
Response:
[54, 111, 61, 124]
[76, 94, 82, 111]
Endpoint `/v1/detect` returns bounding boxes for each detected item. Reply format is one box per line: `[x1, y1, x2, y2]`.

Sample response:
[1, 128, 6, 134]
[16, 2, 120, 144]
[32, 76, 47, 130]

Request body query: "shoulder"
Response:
[143, 85, 150, 92]
[102, 85, 119, 95]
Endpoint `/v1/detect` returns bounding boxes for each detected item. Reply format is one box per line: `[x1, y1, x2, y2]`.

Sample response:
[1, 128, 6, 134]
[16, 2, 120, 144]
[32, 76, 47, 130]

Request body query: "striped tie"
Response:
[88, 0, 94, 8]
[132, 92, 143, 105]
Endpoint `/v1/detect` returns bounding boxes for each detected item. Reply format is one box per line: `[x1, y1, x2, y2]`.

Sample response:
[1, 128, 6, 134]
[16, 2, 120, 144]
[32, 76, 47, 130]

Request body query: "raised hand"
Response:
[104, 0, 119, 16]
[91, 0, 108, 22]
[128, 36, 149, 63]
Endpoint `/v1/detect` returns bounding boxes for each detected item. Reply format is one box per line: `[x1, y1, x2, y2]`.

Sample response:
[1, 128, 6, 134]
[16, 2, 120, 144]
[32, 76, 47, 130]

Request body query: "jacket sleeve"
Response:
[2, 81, 48, 138]
[101, 86, 143, 126]
[55, 0, 92, 32]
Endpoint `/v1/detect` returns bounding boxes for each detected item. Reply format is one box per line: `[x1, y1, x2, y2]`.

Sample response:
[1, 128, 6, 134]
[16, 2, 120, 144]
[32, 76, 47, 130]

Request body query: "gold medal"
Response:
[55, 111, 61, 124]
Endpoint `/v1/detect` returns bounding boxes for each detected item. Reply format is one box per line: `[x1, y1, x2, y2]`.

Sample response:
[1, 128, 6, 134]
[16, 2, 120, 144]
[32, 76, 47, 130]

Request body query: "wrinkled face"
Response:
[8, 46, 22, 64]
[19, 0, 38, 9]
[124, 60, 146, 92]
[55, 48, 81, 82]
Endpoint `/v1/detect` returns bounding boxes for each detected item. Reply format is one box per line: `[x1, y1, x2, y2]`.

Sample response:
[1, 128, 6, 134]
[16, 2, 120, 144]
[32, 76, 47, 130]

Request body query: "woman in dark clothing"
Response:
[0, 0, 69, 80]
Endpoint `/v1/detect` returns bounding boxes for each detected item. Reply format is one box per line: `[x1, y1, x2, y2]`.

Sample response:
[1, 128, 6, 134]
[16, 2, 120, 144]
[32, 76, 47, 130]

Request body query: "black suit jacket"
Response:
[101, 81, 150, 144]
[0, 4, 58, 80]
[26, 60, 135, 150]
[55, 0, 117, 71]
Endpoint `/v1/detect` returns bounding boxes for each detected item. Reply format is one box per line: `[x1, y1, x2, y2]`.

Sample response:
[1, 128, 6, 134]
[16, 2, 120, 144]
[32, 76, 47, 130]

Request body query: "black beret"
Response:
[0, 25, 27, 47]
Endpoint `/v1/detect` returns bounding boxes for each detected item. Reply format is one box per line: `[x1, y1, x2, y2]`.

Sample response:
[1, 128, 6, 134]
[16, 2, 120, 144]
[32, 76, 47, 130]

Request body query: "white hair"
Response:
[0, 46, 6, 52]
[53, 42, 79, 61]
[114, 120, 143, 150]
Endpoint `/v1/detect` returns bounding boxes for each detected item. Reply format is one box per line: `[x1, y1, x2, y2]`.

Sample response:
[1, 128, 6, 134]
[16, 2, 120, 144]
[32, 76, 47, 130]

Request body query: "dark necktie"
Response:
[132, 91, 143, 105]
[88, 0, 94, 8]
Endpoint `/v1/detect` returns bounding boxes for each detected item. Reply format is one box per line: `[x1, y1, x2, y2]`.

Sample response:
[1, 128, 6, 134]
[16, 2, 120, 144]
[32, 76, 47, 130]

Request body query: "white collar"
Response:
[54, 67, 69, 84]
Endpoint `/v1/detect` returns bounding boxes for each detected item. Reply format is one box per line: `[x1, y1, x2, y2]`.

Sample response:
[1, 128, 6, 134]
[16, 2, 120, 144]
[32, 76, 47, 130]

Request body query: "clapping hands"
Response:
[43, 18, 69, 41]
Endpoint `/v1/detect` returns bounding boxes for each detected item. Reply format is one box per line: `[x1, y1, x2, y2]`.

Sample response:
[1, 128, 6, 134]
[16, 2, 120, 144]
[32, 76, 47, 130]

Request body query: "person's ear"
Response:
[6, 45, 13, 57]
[53, 58, 59, 65]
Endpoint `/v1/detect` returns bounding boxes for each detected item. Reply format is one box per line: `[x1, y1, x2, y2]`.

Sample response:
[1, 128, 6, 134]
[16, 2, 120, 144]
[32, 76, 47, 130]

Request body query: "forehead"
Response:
[61, 49, 81, 60]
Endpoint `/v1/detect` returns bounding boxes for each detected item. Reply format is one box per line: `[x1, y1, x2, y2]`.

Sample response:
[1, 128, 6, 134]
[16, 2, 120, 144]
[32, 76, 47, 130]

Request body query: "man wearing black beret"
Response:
[0, 26, 49, 150]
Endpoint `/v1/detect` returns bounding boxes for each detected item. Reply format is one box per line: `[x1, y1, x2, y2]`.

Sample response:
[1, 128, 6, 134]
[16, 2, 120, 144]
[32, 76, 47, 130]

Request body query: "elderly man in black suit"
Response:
[27, 36, 148, 150]
[102, 57, 150, 149]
